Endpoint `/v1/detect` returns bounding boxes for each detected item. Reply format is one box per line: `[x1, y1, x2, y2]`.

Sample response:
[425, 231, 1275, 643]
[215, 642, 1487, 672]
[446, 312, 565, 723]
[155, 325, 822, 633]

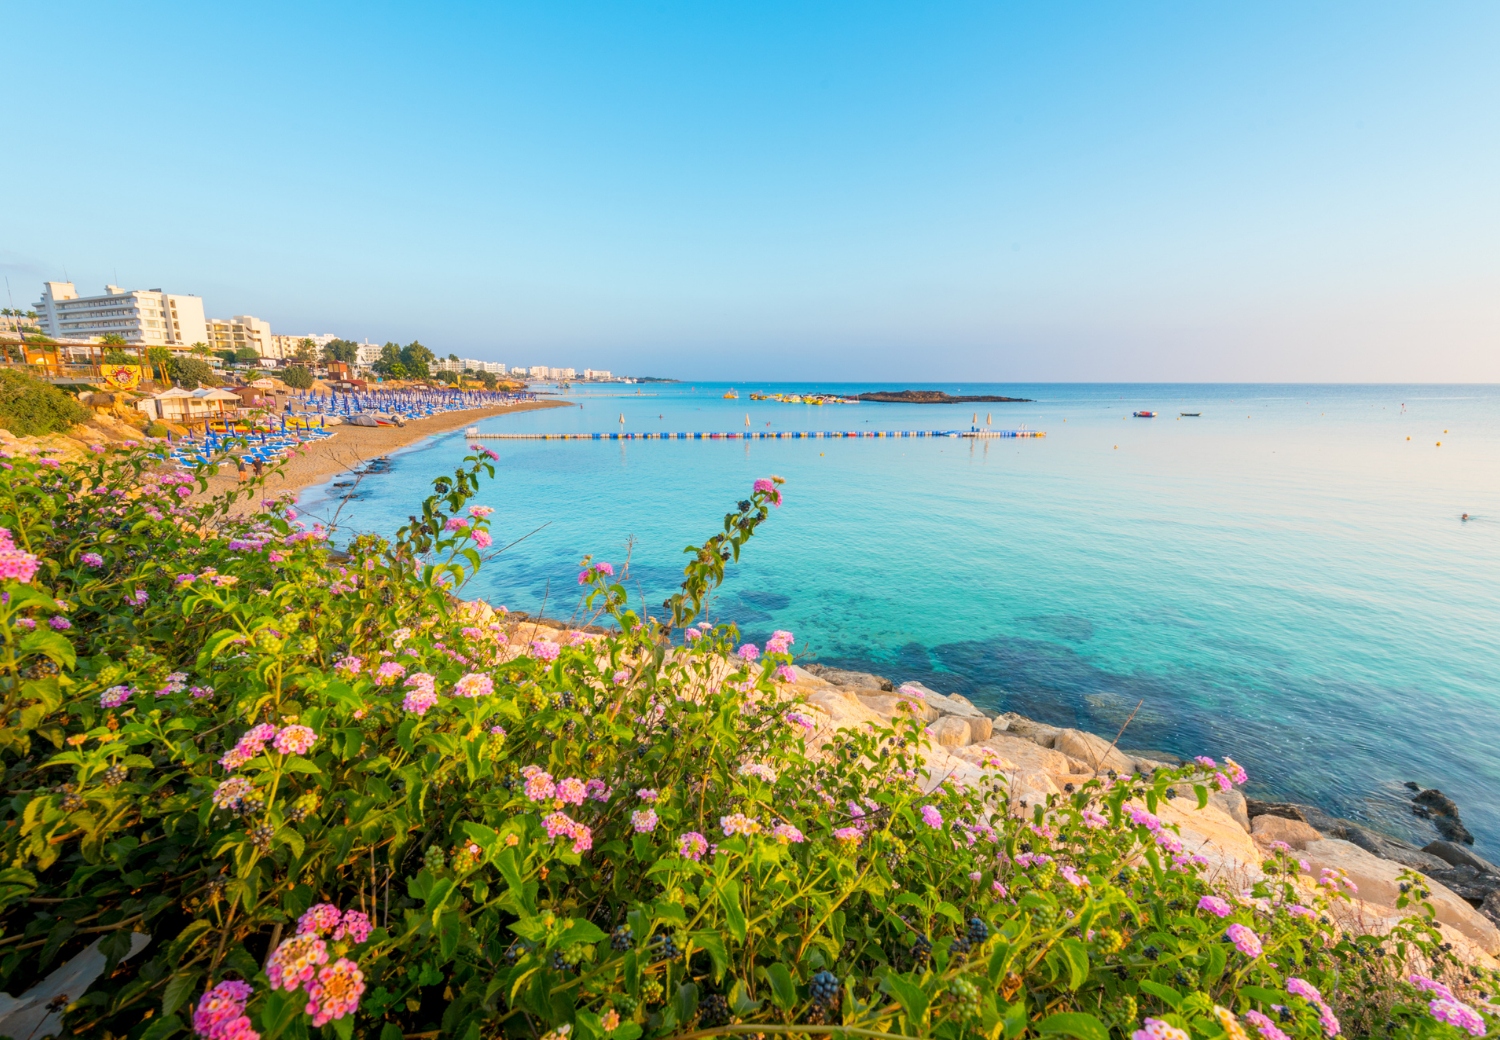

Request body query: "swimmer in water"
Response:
[1462, 513, 1470, 521]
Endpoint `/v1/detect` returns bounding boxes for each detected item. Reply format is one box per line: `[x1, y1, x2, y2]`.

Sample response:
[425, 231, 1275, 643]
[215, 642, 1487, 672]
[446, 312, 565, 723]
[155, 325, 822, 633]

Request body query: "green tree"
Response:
[477, 369, 497, 389]
[323, 338, 360, 365]
[372, 342, 403, 378]
[167, 357, 217, 389]
[99, 333, 128, 346]
[282, 365, 314, 390]
[399, 340, 435, 378]
[448, 352, 459, 362]
[190, 341, 212, 359]
[0, 368, 89, 434]
[216, 350, 239, 365]
[436, 369, 459, 385]
[293, 338, 318, 366]
[234, 346, 261, 364]
[145, 346, 174, 386]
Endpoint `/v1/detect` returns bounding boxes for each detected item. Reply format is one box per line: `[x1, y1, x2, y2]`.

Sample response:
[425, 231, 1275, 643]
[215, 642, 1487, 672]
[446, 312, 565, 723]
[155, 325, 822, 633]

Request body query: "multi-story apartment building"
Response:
[433, 358, 507, 375]
[269, 333, 339, 360]
[33, 282, 208, 348]
[206, 315, 273, 357]
[583, 369, 613, 380]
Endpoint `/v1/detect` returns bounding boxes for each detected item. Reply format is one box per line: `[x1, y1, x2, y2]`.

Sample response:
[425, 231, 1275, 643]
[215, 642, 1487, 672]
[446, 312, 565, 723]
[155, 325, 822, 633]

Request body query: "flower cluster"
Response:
[578, 560, 615, 584]
[0, 528, 40, 583]
[193, 980, 258, 1040]
[542, 811, 593, 853]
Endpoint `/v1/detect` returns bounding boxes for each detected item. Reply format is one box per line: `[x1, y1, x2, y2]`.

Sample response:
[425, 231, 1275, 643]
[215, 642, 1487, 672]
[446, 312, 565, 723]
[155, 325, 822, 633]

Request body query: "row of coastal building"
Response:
[19, 281, 614, 381]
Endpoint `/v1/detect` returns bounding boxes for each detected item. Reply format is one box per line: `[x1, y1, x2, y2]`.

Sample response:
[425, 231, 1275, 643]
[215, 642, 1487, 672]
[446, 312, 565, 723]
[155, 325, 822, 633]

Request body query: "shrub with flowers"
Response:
[0, 442, 1495, 1040]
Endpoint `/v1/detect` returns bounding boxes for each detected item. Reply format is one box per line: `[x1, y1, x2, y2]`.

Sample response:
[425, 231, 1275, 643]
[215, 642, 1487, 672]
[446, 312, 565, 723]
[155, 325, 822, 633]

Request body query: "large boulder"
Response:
[1211, 790, 1250, 831]
[1300, 839, 1500, 955]
[898, 682, 987, 719]
[803, 664, 893, 692]
[962, 733, 1088, 778]
[1251, 814, 1322, 850]
[857, 693, 939, 724]
[999, 713, 1061, 746]
[926, 716, 973, 748]
[1052, 728, 1136, 775]
[1425, 840, 1500, 875]
[966, 716, 993, 743]
[1157, 799, 1266, 884]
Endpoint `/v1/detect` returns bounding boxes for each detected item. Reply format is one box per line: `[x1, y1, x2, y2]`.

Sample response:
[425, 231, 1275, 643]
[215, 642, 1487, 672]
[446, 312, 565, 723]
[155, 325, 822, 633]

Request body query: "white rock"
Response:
[1250, 814, 1322, 850]
[927, 716, 973, 748]
[1052, 728, 1136, 774]
[857, 692, 940, 724]
[1300, 838, 1500, 955]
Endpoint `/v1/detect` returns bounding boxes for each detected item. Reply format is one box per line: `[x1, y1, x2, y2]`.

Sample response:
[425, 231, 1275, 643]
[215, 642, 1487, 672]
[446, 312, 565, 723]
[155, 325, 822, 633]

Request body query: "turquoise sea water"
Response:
[300, 383, 1500, 856]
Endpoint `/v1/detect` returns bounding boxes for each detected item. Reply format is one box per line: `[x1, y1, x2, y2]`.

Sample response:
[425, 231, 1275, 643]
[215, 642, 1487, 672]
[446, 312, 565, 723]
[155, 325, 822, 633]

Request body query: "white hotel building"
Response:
[34, 282, 208, 348]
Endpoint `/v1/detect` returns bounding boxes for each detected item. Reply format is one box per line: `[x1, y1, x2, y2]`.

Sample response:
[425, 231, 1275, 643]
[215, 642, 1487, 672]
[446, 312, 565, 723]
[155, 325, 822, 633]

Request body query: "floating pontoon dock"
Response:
[464, 428, 1044, 440]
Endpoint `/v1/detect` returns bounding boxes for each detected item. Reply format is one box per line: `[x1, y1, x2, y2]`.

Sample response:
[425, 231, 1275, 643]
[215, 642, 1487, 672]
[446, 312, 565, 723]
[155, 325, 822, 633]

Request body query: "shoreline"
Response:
[203, 398, 571, 508]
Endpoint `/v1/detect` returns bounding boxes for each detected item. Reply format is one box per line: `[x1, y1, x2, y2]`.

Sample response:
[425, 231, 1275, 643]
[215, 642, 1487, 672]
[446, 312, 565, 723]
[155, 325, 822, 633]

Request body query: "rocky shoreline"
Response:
[787, 662, 1500, 965]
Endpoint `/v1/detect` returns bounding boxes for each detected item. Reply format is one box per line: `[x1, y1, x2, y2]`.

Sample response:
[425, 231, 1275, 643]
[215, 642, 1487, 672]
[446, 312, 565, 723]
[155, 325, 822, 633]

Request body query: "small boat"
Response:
[1179, 412, 1201, 417]
[723, 389, 738, 399]
[1133, 410, 1157, 418]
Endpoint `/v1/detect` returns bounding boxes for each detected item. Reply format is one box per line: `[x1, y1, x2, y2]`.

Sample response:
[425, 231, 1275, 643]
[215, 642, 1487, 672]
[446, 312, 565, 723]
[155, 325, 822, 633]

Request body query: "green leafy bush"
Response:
[0, 367, 90, 435]
[282, 366, 314, 390]
[168, 357, 219, 390]
[0, 447, 1493, 1040]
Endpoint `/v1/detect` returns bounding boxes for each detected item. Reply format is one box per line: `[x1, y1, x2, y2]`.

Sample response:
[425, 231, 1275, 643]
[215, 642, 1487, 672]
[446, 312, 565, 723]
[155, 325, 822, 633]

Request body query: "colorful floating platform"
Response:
[465, 428, 1044, 440]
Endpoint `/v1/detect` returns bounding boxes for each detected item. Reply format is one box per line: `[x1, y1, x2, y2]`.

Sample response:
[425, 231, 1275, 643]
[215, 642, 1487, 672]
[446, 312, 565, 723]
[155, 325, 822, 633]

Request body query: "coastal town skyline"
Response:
[5, 4, 1499, 382]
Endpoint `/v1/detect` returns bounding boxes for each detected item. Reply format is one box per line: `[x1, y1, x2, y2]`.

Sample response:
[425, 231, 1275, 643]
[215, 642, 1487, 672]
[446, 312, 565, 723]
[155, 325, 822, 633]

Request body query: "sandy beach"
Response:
[203, 398, 570, 508]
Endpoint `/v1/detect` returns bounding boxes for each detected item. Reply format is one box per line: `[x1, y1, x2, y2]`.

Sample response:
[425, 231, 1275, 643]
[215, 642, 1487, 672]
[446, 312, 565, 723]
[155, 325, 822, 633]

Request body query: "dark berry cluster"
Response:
[809, 971, 840, 1006]
[611, 924, 633, 951]
[698, 993, 731, 1027]
[648, 932, 680, 962]
[966, 917, 989, 944]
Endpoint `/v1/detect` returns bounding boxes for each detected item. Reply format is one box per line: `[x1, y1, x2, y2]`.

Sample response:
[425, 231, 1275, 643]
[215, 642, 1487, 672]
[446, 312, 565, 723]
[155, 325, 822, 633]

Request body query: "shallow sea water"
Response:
[300, 383, 1500, 855]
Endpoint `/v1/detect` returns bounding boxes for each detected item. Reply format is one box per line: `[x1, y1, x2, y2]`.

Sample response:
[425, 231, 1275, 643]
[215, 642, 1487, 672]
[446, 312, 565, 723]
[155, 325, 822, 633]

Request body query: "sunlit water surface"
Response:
[301, 383, 1500, 855]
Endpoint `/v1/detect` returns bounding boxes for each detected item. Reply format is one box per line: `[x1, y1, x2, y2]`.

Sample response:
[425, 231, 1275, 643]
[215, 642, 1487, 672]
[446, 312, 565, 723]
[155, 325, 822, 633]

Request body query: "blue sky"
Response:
[4, 3, 1497, 380]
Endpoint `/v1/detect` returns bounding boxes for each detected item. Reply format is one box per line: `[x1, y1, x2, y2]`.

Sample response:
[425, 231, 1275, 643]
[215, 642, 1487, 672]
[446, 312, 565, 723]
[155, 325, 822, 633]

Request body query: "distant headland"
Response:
[856, 389, 1033, 403]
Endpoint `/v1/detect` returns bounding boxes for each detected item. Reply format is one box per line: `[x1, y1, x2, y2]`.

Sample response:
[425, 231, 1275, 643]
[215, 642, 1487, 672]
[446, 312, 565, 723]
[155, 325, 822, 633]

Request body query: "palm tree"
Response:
[146, 346, 173, 387]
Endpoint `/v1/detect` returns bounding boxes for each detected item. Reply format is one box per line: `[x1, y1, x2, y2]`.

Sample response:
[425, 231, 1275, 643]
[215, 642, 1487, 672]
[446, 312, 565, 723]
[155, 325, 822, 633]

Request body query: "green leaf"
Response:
[280, 758, 321, 775]
[1240, 985, 1290, 1005]
[1036, 1011, 1111, 1040]
[1057, 937, 1089, 990]
[555, 919, 608, 947]
[438, 910, 462, 959]
[139, 1013, 185, 1040]
[332, 1015, 354, 1040]
[880, 973, 928, 1025]
[1137, 979, 1183, 1010]
[729, 979, 761, 1017]
[1003, 1000, 1027, 1039]
[425, 877, 456, 920]
[162, 971, 201, 1017]
[691, 930, 729, 982]
[765, 961, 798, 1011]
[674, 981, 699, 1023]
[1194, 784, 1209, 810]
[717, 879, 747, 942]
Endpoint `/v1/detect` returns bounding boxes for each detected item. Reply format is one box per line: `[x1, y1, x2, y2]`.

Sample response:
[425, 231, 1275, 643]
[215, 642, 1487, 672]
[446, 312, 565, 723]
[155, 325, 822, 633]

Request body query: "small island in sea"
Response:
[857, 388, 1033, 403]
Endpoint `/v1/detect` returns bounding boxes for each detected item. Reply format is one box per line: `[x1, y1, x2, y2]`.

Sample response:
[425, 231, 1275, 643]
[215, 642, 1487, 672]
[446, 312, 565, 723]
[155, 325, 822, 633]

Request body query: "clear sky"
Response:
[4, 3, 1497, 381]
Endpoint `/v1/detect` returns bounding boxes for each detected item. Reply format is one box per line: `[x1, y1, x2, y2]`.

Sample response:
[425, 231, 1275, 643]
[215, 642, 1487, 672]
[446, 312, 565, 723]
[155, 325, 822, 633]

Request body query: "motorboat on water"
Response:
[723, 389, 738, 399]
[1179, 412, 1201, 417]
[1133, 410, 1156, 418]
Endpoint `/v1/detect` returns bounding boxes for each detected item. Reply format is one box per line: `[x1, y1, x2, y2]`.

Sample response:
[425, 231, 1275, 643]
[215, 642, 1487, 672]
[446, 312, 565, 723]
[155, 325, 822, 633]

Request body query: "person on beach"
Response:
[252, 457, 264, 479]
[235, 457, 248, 483]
